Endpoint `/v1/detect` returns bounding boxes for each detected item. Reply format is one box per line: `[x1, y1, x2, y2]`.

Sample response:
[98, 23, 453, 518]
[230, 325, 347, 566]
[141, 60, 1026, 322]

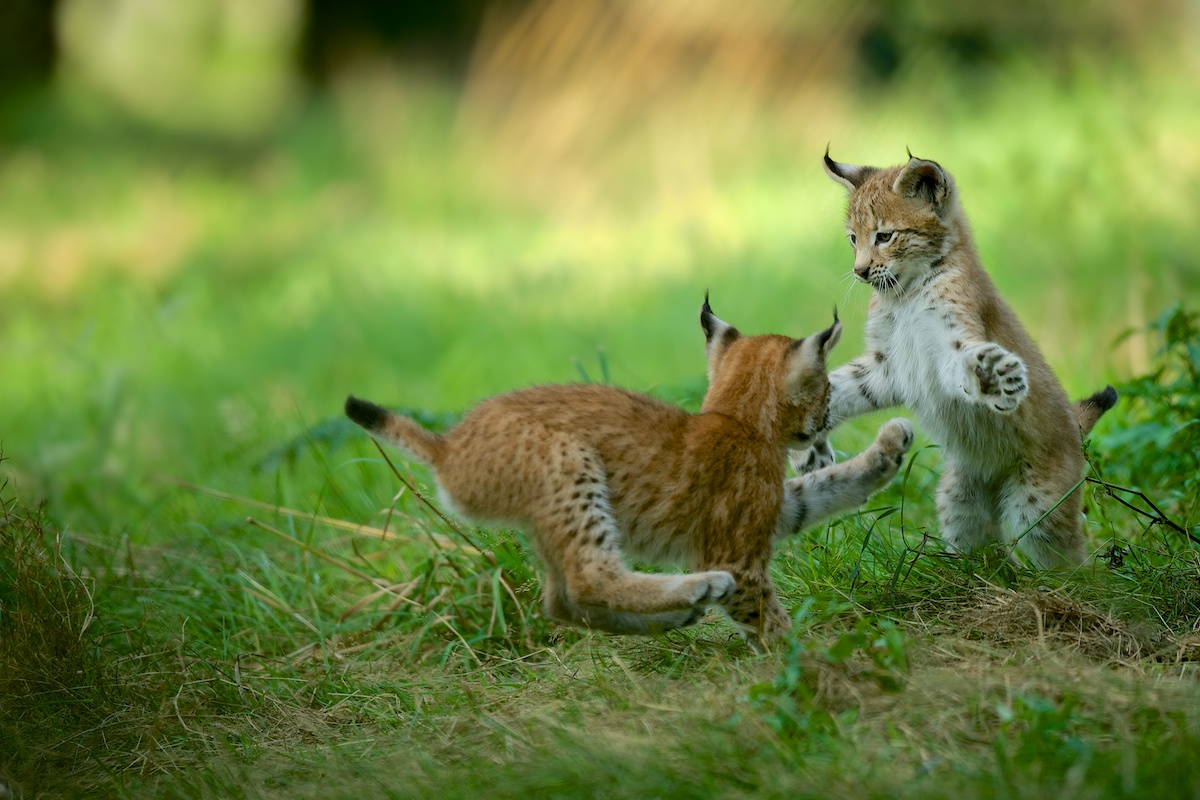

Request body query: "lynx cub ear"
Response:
[894, 155, 952, 212]
[786, 311, 841, 393]
[816, 308, 842, 356]
[700, 293, 740, 381]
[700, 293, 739, 357]
[823, 147, 875, 191]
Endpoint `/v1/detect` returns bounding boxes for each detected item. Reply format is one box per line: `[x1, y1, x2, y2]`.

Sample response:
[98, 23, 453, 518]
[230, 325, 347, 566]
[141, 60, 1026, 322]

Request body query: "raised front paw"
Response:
[961, 343, 1028, 413]
[789, 434, 835, 475]
[875, 418, 914, 463]
[861, 417, 914, 480]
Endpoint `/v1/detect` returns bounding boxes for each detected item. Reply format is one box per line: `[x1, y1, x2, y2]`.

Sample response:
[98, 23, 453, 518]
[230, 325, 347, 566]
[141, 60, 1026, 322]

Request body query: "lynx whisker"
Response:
[839, 272, 861, 308]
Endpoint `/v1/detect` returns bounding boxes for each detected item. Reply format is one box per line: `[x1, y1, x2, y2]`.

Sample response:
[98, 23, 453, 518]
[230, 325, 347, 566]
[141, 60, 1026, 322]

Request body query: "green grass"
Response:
[3, 40, 1200, 799]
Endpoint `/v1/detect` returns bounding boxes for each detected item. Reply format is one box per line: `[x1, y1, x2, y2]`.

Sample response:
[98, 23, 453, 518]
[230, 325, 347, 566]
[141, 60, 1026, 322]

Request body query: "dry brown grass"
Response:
[456, 0, 859, 208]
[955, 585, 1153, 664]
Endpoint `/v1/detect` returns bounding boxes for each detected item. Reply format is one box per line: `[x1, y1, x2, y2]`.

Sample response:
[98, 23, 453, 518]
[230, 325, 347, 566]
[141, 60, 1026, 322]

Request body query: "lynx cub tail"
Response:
[347, 297, 913, 650]
[799, 148, 1118, 569]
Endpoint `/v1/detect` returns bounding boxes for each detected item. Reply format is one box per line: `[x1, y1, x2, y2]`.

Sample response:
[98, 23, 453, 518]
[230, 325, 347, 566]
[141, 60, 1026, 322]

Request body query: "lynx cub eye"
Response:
[848, 233, 857, 247]
[874, 230, 894, 245]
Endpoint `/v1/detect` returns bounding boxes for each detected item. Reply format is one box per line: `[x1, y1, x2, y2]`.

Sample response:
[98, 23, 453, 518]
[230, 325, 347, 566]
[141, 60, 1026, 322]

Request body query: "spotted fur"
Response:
[347, 298, 913, 650]
[796, 150, 1118, 569]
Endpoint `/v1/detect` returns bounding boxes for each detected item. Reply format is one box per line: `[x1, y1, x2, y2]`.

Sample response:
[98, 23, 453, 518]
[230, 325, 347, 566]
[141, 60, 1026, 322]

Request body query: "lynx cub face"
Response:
[347, 297, 913, 650]
[699, 300, 833, 451]
[825, 152, 959, 296]
[797, 150, 1117, 569]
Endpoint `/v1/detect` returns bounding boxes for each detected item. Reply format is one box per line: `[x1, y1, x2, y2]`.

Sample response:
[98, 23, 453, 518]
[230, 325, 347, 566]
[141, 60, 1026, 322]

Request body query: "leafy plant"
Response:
[749, 599, 909, 740]
[992, 691, 1092, 773]
[1096, 305, 1200, 522]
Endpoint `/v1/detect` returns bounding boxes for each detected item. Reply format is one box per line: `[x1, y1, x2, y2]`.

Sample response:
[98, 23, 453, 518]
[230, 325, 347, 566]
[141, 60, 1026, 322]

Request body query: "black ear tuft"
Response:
[817, 323, 835, 351]
[345, 395, 389, 431]
[700, 293, 740, 349]
[815, 306, 843, 355]
[700, 291, 718, 341]
[824, 147, 875, 190]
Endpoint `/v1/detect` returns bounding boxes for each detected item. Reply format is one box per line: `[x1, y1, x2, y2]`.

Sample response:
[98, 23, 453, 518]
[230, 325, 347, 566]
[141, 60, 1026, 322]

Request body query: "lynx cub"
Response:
[346, 298, 913, 649]
[797, 150, 1117, 568]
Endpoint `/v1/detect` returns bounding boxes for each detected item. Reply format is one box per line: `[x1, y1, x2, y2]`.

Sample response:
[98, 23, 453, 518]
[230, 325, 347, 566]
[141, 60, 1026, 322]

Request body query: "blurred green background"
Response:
[1, 0, 1198, 538]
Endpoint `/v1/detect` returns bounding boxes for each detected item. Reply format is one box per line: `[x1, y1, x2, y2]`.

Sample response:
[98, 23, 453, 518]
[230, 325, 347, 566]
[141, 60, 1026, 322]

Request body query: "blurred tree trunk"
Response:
[300, 0, 512, 81]
[0, 0, 57, 100]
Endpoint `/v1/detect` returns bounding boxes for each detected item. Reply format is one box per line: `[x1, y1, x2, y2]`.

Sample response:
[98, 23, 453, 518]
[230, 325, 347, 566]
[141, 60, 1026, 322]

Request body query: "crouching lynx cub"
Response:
[347, 298, 913, 649]
[796, 150, 1117, 569]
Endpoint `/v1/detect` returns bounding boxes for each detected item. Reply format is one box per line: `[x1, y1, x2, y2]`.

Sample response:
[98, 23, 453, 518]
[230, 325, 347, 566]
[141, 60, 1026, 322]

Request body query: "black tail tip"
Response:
[1089, 384, 1119, 412]
[1084, 383, 1118, 417]
[345, 395, 389, 430]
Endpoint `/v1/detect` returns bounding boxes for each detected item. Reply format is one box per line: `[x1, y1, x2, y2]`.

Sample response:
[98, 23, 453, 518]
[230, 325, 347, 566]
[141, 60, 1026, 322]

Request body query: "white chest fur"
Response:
[868, 288, 1018, 471]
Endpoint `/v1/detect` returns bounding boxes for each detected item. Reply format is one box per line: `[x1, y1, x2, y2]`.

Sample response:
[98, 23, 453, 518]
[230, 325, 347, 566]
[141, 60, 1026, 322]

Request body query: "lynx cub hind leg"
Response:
[522, 436, 735, 623]
[936, 462, 1007, 558]
[540, 562, 710, 635]
[961, 343, 1029, 413]
[940, 463, 1086, 569]
[1000, 471, 1087, 569]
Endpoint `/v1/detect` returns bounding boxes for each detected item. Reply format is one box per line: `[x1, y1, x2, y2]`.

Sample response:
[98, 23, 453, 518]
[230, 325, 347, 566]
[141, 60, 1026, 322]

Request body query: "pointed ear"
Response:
[824, 146, 874, 191]
[816, 307, 842, 356]
[786, 311, 841, 395]
[894, 156, 952, 211]
[700, 292, 739, 360]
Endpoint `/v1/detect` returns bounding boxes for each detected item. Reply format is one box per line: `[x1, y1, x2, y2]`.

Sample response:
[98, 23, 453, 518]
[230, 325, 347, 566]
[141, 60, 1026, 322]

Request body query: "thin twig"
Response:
[1085, 477, 1200, 546]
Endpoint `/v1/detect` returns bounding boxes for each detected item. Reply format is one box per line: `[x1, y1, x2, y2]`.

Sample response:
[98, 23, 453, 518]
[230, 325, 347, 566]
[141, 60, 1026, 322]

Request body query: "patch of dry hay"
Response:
[956, 586, 1154, 665]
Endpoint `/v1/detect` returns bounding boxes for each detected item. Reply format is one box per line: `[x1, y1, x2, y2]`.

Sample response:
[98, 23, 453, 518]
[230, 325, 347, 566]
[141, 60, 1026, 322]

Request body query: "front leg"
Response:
[790, 353, 901, 474]
[782, 418, 913, 534]
[957, 343, 1028, 413]
[790, 434, 835, 475]
[717, 569, 791, 654]
[829, 353, 904, 420]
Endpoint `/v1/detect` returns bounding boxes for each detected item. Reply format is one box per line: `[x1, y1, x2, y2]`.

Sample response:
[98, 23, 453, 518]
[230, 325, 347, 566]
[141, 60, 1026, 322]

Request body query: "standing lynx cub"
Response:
[799, 150, 1117, 568]
[346, 298, 913, 649]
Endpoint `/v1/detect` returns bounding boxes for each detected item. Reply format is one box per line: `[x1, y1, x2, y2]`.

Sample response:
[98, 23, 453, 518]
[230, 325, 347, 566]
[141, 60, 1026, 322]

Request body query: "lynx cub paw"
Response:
[688, 571, 736, 605]
[862, 418, 914, 479]
[789, 434, 835, 475]
[875, 418, 914, 462]
[961, 343, 1028, 413]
